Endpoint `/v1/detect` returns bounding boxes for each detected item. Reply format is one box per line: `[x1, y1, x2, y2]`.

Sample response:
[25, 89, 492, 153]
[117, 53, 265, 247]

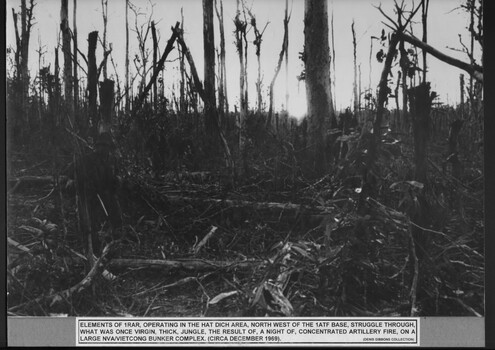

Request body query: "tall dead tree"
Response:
[304, 0, 335, 176]
[284, 0, 290, 112]
[245, 5, 269, 114]
[101, 0, 108, 80]
[421, 0, 429, 82]
[130, 3, 153, 97]
[267, 11, 290, 129]
[203, 0, 217, 135]
[331, 8, 337, 108]
[12, 0, 35, 136]
[73, 0, 79, 120]
[179, 8, 187, 113]
[54, 47, 61, 125]
[215, 0, 228, 117]
[61, 0, 73, 126]
[234, 0, 248, 175]
[125, 0, 130, 114]
[352, 20, 359, 112]
[172, 25, 234, 182]
[151, 21, 159, 110]
[368, 37, 373, 110]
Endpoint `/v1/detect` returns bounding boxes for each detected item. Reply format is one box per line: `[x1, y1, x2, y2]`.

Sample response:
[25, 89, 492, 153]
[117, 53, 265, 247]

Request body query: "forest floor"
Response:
[6, 135, 485, 317]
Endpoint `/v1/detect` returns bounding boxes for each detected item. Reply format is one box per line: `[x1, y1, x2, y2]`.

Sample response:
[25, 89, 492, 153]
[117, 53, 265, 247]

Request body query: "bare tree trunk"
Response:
[235, 0, 247, 176]
[151, 21, 158, 110]
[284, 0, 289, 112]
[368, 37, 373, 110]
[399, 39, 409, 131]
[173, 25, 234, 183]
[61, 0, 74, 127]
[245, 6, 268, 115]
[304, 0, 335, 176]
[36, 36, 44, 125]
[394, 70, 401, 131]
[372, 34, 399, 158]
[73, 0, 79, 128]
[358, 64, 362, 112]
[179, 8, 186, 113]
[21, 0, 34, 132]
[352, 20, 358, 113]
[267, 14, 290, 128]
[421, 0, 429, 83]
[54, 47, 61, 126]
[214, 0, 226, 118]
[101, 0, 108, 80]
[243, 7, 249, 112]
[125, 0, 130, 115]
[203, 0, 216, 135]
[468, 0, 474, 103]
[134, 22, 180, 113]
[13, 0, 35, 138]
[220, 1, 228, 114]
[87, 31, 98, 137]
[331, 8, 337, 109]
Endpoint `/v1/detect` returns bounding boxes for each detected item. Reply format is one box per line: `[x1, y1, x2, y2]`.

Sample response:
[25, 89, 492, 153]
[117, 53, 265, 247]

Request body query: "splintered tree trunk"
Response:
[87, 31, 98, 137]
[352, 20, 359, 113]
[399, 39, 409, 132]
[61, 0, 73, 126]
[203, 0, 216, 136]
[151, 21, 158, 110]
[179, 8, 186, 113]
[304, 0, 335, 176]
[99, 79, 114, 134]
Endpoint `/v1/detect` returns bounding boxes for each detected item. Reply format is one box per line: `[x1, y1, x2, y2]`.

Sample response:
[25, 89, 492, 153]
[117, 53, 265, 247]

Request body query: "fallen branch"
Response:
[8, 175, 66, 186]
[133, 276, 198, 297]
[108, 258, 261, 272]
[7, 237, 33, 255]
[163, 194, 335, 215]
[193, 226, 218, 255]
[8, 241, 116, 313]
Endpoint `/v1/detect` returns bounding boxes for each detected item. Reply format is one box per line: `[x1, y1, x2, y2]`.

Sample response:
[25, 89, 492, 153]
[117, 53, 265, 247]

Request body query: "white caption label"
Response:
[76, 317, 419, 346]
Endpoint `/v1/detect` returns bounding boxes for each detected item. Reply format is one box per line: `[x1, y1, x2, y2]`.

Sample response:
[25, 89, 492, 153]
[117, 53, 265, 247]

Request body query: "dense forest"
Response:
[7, 0, 484, 318]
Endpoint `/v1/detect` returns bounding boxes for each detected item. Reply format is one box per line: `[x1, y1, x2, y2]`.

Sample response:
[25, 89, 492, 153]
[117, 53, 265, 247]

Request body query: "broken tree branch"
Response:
[134, 21, 181, 112]
[108, 258, 260, 271]
[398, 32, 483, 82]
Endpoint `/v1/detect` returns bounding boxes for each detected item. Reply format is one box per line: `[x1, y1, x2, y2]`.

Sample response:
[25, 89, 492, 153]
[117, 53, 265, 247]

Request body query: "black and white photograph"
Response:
[6, 0, 484, 328]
